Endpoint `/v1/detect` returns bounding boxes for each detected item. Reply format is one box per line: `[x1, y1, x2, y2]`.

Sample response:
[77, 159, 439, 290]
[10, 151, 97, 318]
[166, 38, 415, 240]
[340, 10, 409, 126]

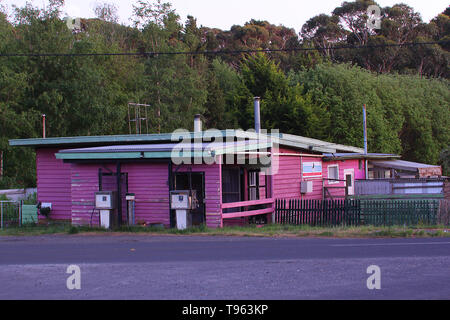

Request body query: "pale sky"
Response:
[2, 0, 449, 32]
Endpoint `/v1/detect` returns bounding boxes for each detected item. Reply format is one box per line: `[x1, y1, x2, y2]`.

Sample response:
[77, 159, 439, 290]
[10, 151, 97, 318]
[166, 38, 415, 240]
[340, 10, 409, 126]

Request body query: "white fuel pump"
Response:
[95, 191, 116, 229]
[170, 190, 198, 230]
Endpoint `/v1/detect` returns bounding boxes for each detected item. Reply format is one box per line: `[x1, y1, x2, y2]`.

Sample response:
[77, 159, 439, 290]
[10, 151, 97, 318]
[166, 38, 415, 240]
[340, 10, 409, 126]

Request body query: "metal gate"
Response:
[0, 201, 20, 229]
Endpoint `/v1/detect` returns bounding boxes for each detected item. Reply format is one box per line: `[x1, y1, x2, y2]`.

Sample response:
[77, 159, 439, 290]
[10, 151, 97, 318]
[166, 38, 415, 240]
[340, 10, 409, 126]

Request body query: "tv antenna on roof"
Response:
[128, 103, 151, 135]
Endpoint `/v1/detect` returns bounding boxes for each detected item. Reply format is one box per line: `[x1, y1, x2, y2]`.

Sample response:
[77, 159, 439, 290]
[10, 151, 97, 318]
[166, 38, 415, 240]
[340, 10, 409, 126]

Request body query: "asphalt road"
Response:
[0, 235, 449, 300]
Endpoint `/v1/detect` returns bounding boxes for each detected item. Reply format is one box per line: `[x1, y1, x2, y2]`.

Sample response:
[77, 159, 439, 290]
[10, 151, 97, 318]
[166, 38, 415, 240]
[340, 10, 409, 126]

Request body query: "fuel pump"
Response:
[95, 191, 117, 229]
[126, 193, 136, 226]
[170, 190, 198, 230]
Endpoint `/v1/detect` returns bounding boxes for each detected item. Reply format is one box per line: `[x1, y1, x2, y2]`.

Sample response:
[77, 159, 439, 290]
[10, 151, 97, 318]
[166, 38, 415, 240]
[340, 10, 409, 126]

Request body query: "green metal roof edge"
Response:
[55, 142, 272, 161]
[56, 152, 144, 160]
[56, 151, 212, 160]
[350, 194, 444, 200]
[10, 129, 363, 155]
[9, 131, 237, 147]
[324, 154, 402, 161]
[273, 137, 336, 154]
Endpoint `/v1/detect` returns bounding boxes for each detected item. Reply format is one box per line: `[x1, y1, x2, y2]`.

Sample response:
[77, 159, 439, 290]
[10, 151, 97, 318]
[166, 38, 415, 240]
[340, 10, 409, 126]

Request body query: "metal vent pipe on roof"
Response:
[194, 114, 202, 133]
[42, 114, 46, 139]
[254, 97, 261, 134]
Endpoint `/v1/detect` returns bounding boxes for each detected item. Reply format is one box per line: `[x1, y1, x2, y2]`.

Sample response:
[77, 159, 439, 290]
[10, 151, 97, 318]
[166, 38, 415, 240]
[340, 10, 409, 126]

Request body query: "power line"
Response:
[0, 41, 448, 58]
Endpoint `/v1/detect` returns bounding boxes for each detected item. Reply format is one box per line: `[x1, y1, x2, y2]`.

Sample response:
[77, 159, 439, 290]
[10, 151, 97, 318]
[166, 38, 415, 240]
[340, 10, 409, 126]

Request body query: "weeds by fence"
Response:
[275, 199, 445, 227]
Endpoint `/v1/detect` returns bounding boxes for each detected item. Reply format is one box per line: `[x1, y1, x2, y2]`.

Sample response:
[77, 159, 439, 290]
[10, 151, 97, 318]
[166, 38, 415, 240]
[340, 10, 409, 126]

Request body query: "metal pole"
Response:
[116, 162, 122, 227]
[168, 161, 174, 228]
[363, 105, 369, 179]
[1, 202, 3, 229]
[128, 104, 132, 135]
[19, 200, 22, 227]
[0, 150, 3, 178]
[254, 97, 261, 134]
[42, 114, 46, 138]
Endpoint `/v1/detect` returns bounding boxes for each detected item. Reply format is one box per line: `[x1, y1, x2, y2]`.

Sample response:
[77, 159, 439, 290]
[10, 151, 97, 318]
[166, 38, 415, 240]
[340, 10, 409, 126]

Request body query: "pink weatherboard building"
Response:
[10, 128, 400, 228]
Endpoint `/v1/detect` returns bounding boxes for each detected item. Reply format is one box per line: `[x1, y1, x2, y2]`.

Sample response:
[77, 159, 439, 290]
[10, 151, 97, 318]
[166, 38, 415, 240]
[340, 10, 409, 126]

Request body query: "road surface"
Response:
[0, 235, 449, 300]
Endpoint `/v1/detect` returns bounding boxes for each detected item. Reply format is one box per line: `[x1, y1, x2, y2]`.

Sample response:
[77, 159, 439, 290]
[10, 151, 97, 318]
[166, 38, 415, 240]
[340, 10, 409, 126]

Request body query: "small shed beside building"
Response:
[369, 160, 443, 179]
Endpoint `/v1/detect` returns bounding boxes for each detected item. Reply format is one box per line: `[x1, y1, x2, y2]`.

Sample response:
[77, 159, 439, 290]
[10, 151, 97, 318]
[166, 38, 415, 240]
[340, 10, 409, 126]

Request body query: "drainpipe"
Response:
[254, 97, 261, 134]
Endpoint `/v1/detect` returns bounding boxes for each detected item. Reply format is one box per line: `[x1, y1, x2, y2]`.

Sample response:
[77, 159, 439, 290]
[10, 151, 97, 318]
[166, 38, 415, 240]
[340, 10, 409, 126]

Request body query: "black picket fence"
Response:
[275, 199, 360, 227]
[274, 199, 441, 227]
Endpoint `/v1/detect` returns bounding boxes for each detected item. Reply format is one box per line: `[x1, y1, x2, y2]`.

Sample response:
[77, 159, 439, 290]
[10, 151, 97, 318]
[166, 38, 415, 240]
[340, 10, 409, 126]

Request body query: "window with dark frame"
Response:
[222, 168, 241, 213]
[248, 170, 259, 201]
[248, 170, 268, 201]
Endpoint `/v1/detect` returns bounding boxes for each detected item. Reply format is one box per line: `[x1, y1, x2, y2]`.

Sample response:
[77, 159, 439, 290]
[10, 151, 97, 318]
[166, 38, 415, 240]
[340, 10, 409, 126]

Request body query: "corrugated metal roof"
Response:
[10, 129, 364, 155]
[323, 153, 401, 160]
[272, 133, 365, 154]
[371, 160, 442, 171]
[56, 140, 272, 161]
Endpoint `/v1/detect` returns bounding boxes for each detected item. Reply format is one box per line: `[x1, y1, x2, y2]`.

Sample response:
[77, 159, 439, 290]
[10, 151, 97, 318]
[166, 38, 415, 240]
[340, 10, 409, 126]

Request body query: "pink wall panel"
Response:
[36, 148, 72, 221]
[273, 148, 324, 200]
[70, 162, 171, 227]
[70, 164, 100, 226]
[273, 148, 302, 199]
[69, 161, 222, 228]
[323, 159, 366, 199]
[122, 162, 170, 227]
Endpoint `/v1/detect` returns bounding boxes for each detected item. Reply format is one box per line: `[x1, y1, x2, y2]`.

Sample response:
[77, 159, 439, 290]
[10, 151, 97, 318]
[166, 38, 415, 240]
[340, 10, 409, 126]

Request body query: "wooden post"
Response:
[0, 150, 3, 178]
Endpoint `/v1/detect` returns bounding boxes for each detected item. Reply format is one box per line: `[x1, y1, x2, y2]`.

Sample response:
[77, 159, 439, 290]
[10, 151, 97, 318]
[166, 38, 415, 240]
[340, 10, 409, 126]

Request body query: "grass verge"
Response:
[0, 223, 449, 238]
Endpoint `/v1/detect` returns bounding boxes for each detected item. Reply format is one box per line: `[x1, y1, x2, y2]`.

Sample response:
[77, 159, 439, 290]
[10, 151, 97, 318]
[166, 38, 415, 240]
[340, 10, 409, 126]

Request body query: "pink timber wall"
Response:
[36, 148, 72, 221]
[70, 163, 100, 226]
[69, 162, 173, 226]
[323, 159, 366, 199]
[272, 147, 324, 200]
[69, 161, 222, 228]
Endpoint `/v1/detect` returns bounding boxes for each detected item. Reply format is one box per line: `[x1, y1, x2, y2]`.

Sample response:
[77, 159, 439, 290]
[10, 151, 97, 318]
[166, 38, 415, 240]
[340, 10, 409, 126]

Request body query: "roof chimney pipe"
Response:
[42, 114, 46, 139]
[254, 97, 261, 134]
[194, 114, 202, 133]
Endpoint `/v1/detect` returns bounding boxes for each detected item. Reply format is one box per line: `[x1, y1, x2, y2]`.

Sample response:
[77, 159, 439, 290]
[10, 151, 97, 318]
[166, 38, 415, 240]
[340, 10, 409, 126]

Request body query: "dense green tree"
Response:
[293, 63, 449, 163]
[133, 0, 208, 132]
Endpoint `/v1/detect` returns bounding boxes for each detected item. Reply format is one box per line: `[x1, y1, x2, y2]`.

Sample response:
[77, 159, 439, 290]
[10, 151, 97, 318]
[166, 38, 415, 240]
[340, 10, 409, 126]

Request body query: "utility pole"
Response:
[0, 151, 3, 178]
[363, 104, 369, 179]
